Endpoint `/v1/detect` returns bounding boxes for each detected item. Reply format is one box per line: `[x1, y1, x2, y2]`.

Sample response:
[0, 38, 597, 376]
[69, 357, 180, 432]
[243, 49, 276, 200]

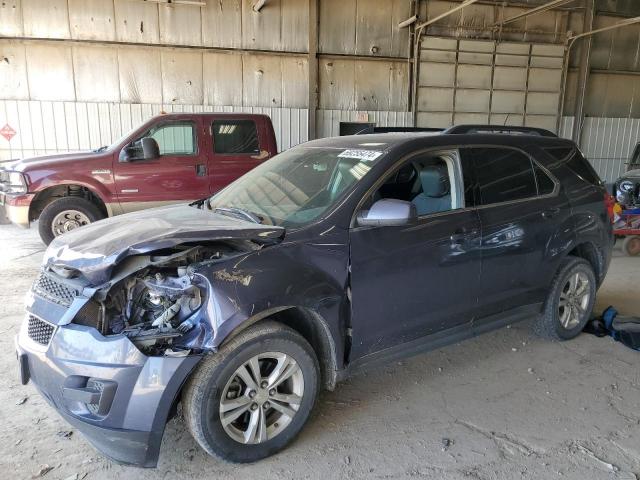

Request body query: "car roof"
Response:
[301, 131, 575, 152]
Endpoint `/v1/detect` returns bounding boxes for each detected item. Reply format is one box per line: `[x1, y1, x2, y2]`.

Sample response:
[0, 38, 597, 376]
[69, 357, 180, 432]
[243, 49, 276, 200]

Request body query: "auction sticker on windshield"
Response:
[338, 149, 383, 162]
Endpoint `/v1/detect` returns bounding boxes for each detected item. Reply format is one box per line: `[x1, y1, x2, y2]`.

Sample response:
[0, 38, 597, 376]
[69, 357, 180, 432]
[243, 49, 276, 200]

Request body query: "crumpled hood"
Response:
[43, 204, 285, 285]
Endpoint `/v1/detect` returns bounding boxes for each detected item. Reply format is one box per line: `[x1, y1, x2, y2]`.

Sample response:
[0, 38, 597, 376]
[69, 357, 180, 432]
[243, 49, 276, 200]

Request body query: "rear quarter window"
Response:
[545, 146, 602, 186]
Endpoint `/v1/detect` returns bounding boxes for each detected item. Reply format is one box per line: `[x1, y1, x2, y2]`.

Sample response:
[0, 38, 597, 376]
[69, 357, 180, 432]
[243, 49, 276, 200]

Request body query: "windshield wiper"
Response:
[213, 206, 263, 224]
[93, 145, 109, 153]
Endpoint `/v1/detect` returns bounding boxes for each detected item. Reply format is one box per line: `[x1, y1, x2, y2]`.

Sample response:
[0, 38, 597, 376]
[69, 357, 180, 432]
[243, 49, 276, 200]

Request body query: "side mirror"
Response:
[357, 199, 417, 227]
[141, 137, 160, 160]
[119, 146, 135, 163]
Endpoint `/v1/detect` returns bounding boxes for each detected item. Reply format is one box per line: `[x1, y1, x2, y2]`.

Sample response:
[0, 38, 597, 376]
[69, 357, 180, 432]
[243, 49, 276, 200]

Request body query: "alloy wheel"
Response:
[558, 272, 591, 329]
[219, 352, 304, 445]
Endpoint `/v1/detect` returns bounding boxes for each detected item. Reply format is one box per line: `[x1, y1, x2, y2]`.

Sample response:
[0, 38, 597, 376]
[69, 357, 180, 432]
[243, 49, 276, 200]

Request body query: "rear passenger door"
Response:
[462, 147, 572, 319]
[208, 118, 268, 194]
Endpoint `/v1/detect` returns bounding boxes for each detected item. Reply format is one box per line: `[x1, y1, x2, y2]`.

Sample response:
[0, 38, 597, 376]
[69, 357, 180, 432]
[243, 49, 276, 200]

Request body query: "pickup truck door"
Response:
[206, 117, 270, 194]
[113, 118, 210, 213]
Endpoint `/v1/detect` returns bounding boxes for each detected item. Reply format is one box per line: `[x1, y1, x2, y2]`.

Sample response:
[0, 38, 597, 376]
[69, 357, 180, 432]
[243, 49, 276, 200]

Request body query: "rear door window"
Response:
[467, 148, 538, 205]
[212, 120, 260, 155]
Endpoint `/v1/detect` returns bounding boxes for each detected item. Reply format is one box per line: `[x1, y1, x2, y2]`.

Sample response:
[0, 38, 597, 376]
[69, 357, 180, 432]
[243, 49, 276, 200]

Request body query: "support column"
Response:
[572, 0, 595, 143]
[308, 0, 319, 140]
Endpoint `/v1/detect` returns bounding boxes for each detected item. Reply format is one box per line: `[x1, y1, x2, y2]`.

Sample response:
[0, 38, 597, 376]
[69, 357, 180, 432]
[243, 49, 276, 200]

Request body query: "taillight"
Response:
[604, 192, 616, 222]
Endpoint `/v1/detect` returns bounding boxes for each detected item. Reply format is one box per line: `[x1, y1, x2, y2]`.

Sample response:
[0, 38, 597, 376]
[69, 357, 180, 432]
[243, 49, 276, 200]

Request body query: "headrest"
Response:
[420, 165, 450, 198]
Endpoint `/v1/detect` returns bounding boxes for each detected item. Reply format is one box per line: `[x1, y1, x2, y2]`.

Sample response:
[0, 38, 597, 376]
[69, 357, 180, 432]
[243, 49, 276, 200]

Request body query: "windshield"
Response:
[208, 145, 386, 227]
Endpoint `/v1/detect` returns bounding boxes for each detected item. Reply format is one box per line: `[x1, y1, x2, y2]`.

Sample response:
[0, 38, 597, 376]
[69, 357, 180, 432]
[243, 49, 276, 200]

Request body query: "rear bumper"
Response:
[1, 192, 33, 227]
[16, 311, 201, 467]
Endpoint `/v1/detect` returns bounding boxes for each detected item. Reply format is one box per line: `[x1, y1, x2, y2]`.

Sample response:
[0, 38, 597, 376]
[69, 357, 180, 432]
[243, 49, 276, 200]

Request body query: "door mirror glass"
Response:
[357, 199, 417, 227]
[141, 137, 160, 160]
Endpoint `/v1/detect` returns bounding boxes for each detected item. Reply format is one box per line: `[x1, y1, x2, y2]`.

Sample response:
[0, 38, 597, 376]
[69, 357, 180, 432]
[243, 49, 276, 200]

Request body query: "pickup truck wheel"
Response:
[38, 197, 105, 245]
[536, 257, 596, 340]
[183, 321, 319, 463]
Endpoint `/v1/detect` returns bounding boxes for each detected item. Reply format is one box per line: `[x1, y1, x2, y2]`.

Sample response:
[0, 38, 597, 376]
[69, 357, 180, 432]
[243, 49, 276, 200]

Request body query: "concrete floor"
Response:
[0, 223, 639, 480]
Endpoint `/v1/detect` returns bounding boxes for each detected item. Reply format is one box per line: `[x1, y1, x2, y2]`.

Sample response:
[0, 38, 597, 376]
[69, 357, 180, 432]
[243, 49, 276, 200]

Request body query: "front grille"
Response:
[33, 272, 78, 306]
[27, 315, 55, 346]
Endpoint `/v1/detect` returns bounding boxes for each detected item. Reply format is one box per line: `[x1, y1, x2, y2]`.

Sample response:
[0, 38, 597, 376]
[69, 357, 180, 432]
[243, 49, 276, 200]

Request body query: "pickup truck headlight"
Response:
[0, 170, 28, 194]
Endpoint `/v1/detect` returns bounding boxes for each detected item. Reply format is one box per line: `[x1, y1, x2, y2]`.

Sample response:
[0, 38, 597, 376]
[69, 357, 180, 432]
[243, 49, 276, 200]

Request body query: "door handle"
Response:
[195, 164, 207, 176]
[541, 207, 560, 219]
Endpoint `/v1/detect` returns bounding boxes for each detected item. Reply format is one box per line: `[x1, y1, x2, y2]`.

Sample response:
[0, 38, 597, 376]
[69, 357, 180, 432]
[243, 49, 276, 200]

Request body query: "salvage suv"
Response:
[16, 126, 614, 467]
[0, 113, 277, 244]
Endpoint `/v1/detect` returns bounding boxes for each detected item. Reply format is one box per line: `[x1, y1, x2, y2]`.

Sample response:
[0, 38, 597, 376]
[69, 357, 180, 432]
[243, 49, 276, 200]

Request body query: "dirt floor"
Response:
[0, 222, 638, 480]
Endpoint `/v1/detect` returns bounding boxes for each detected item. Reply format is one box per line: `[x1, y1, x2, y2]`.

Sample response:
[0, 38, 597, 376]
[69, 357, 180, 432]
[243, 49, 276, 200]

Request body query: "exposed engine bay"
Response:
[72, 243, 245, 356]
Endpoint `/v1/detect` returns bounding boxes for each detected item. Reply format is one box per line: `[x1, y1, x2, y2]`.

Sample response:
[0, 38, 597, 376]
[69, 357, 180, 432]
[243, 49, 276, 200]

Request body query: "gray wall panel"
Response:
[68, 0, 116, 41]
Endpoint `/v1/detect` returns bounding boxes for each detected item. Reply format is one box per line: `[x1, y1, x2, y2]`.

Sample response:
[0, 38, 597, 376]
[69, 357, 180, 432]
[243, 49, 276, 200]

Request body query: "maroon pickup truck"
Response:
[0, 113, 277, 244]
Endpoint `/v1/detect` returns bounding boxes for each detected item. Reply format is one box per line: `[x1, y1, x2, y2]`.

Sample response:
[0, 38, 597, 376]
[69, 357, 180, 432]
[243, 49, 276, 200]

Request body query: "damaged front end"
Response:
[73, 244, 242, 356]
[17, 205, 286, 467]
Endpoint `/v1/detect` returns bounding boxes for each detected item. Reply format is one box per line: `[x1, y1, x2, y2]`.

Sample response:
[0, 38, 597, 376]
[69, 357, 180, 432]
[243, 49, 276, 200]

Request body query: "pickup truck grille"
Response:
[33, 272, 78, 307]
[27, 315, 56, 346]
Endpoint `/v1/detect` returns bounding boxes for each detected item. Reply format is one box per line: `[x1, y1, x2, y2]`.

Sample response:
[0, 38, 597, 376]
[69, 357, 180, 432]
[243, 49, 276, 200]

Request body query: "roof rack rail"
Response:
[444, 125, 558, 137]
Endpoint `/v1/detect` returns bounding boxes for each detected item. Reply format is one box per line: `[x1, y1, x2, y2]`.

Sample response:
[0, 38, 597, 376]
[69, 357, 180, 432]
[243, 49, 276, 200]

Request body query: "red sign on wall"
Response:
[0, 124, 16, 142]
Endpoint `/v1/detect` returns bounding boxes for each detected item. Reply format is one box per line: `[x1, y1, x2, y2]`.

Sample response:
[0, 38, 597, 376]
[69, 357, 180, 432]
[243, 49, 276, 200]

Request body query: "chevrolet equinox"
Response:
[15, 125, 614, 466]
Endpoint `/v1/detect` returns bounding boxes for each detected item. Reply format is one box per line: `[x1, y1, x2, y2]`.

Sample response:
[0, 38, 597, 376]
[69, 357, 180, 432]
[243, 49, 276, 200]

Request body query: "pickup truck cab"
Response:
[0, 113, 277, 244]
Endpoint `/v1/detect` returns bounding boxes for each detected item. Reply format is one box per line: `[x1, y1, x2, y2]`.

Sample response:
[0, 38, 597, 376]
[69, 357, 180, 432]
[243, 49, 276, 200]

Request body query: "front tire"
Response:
[536, 257, 597, 340]
[38, 197, 105, 245]
[183, 321, 319, 463]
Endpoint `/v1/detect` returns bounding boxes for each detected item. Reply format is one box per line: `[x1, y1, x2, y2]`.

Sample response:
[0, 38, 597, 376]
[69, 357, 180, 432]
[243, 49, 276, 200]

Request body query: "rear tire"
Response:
[621, 236, 640, 257]
[38, 197, 105, 245]
[536, 257, 597, 340]
[183, 321, 319, 463]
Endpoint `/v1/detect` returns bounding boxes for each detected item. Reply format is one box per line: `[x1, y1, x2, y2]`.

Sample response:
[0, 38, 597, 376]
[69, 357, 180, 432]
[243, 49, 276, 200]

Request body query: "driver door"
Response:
[114, 119, 210, 213]
[348, 150, 482, 361]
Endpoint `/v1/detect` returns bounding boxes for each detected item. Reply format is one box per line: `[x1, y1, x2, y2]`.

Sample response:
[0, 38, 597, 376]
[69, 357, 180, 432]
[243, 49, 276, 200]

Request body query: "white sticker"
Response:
[338, 149, 383, 161]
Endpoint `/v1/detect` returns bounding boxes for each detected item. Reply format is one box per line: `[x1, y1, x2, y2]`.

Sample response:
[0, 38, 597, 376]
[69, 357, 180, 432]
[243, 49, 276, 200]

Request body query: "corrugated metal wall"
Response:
[0, 100, 309, 160]
[560, 116, 640, 182]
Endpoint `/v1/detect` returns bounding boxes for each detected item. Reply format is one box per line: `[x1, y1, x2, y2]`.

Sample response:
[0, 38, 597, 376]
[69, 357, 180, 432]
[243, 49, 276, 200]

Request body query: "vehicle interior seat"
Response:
[411, 165, 451, 215]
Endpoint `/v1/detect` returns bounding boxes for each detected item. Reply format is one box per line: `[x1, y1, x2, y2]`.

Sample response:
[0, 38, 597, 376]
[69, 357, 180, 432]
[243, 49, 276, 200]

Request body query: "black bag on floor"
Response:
[583, 306, 640, 351]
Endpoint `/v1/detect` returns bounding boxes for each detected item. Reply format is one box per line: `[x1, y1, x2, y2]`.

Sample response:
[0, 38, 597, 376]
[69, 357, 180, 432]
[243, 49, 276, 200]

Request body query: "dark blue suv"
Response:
[16, 126, 614, 466]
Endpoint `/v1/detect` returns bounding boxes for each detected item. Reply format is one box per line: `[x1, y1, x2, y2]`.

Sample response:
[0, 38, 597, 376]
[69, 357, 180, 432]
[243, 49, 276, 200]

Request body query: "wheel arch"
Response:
[565, 241, 605, 285]
[29, 183, 110, 222]
[218, 306, 340, 391]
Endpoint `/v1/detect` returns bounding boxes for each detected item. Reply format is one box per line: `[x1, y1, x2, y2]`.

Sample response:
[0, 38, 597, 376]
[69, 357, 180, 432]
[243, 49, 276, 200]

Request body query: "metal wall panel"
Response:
[319, 58, 409, 110]
[118, 47, 163, 104]
[26, 44, 75, 102]
[0, 100, 310, 160]
[319, 0, 409, 57]
[114, 0, 161, 44]
[161, 50, 205, 105]
[68, 0, 116, 41]
[159, 3, 202, 46]
[201, 0, 242, 48]
[560, 116, 640, 182]
[0, 0, 23, 36]
[0, 41, 28, 100]
[2, 39, 313, 108]
[73, 46, 120, 102]
[22, 0, 70, 38]
[203, 52, 243, 106]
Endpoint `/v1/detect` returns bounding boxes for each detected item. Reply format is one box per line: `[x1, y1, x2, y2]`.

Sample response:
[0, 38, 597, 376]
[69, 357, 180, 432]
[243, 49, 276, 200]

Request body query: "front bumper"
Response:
[16, 302, 202, 467]
[1, 192, 33, 227]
